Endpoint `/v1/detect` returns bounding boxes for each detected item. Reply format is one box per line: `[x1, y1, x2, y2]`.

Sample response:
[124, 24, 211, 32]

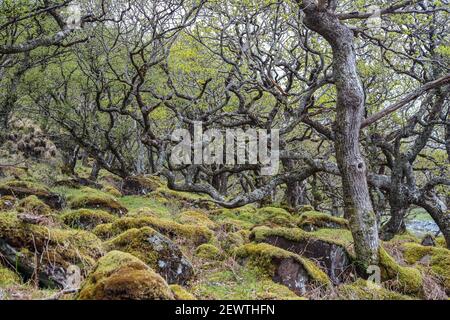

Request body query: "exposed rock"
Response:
[121, 175, 162, 196]
[0, 180, 64, 209]
[250, 226, 353, 284]
[77, 251, 174, 300]
[235, 243, 330, 296]
[0, 212, 103, 288]
[421, 234, 436, 247]
[104, 227, 194, 285]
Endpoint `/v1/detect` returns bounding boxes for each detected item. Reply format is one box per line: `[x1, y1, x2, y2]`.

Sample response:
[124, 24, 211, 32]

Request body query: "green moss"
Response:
[338, 279, 413, 300]
[0, 265, 21, 286]
[66, 187, 127, 215]
[234, 242, 330, 287]
[195, 244, 224, 261]
[378, 247, 423, 295]
[61, 209, 117, 230]
[0, 180, 50, 194]
[170, 285, 196, 300]
[0, 212, 103, 272]
[102, 185, 122, 198]
[212, 206, 295, 230]
[150, 187, 216, 210]
[177, 210, 216, 229]
[297, 211, 349, 230]
[402, 243, 450, 292]
[104, 227, 193, 285]
[191, 266, 304, 300]
[77, 251, 174, 300]
[220, 231, 248, 253]
[17, 195, 52, 216]
[118, 196, 171, 217]
[0, 195, 16, 211]
[93, 216, 213, 244]
[251, 226, 354, 256]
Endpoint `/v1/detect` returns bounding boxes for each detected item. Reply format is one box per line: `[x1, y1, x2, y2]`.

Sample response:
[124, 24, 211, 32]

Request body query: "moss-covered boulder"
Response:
[235, 243, 330, 295]
[54, 177, 102, 190]
[102, 185, 122, 198]
[67, 187, 127, 216]
[94, 216, 213, 245]
[402, 243, 450, 293]
[0, 265, 22, 286]
[337, 279, 413, 300]
[17, 195, 52, 216]
[104, 227, 194, 284]
[250, 226, 353, 284]
[297, 211, 348, 231]
[378, 247, 423, 295]
[0, 180, 64, 209]
[77, 251, 174, 300]
[191, 266, 304, 300]
[150, 187, 217, 210]
[212, 206, 295, 230]
[61, 209, 118, 230]
[0, 212, 103, 288]
[195, 244, 225, 261]
[176, 210, 216, 229]
[121, 175, 162, 196]
[170, 285, 196, 300]
[0, 195, 15, 211]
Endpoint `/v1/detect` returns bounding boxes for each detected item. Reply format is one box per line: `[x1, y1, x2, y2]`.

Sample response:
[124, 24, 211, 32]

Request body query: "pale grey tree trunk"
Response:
[302, 1, 379, 269]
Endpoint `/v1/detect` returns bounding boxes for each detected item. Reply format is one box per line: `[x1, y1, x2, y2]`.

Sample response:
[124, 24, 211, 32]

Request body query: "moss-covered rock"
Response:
[0, 265, 22, 286]
[121, 175, 163, 196]
[378, 247, 423, 295]
[402, 243, 450, 293]
[94, 216, 213, 245]
[67, 187, 127, 216]
[337, 279, 413, 300]
[102, 185, 122, 198]
[235, 243, 330, 295]
[297, 211, 348, 231]
[0, 212, 103, 288]
[191, 266, 304, 300]
[251, 226, 353, 284]
[176, 210, 216, 229]
[104, 227, 194, 284]
[17, 195, 52, 216]
[0, 180, 64, 209]
[77, 251, 174, 300]
[195, 244, 225, 261]
[220, 231, 248, 253]
[170, 284, 196, 300]
[212, 206, 295, 230]
[0, 195, 15, 211]
[150, 187, 217, 210]
[61, 209, 118, 230]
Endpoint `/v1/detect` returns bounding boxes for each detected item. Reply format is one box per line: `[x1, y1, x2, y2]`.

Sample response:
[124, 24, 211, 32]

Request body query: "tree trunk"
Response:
[302, 3, 379, 269]
[415, 192, 450, 249]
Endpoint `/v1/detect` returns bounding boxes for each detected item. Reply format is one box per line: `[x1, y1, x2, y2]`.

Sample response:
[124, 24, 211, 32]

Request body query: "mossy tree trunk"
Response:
[301, 1, 379, 269]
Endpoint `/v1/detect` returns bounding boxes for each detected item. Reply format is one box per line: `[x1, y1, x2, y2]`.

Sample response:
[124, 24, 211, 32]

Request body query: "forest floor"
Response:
[0, 160, 449, 300]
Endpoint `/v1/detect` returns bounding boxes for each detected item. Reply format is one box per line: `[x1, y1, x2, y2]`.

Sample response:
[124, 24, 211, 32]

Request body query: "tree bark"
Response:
[302, 2, 379, 268]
